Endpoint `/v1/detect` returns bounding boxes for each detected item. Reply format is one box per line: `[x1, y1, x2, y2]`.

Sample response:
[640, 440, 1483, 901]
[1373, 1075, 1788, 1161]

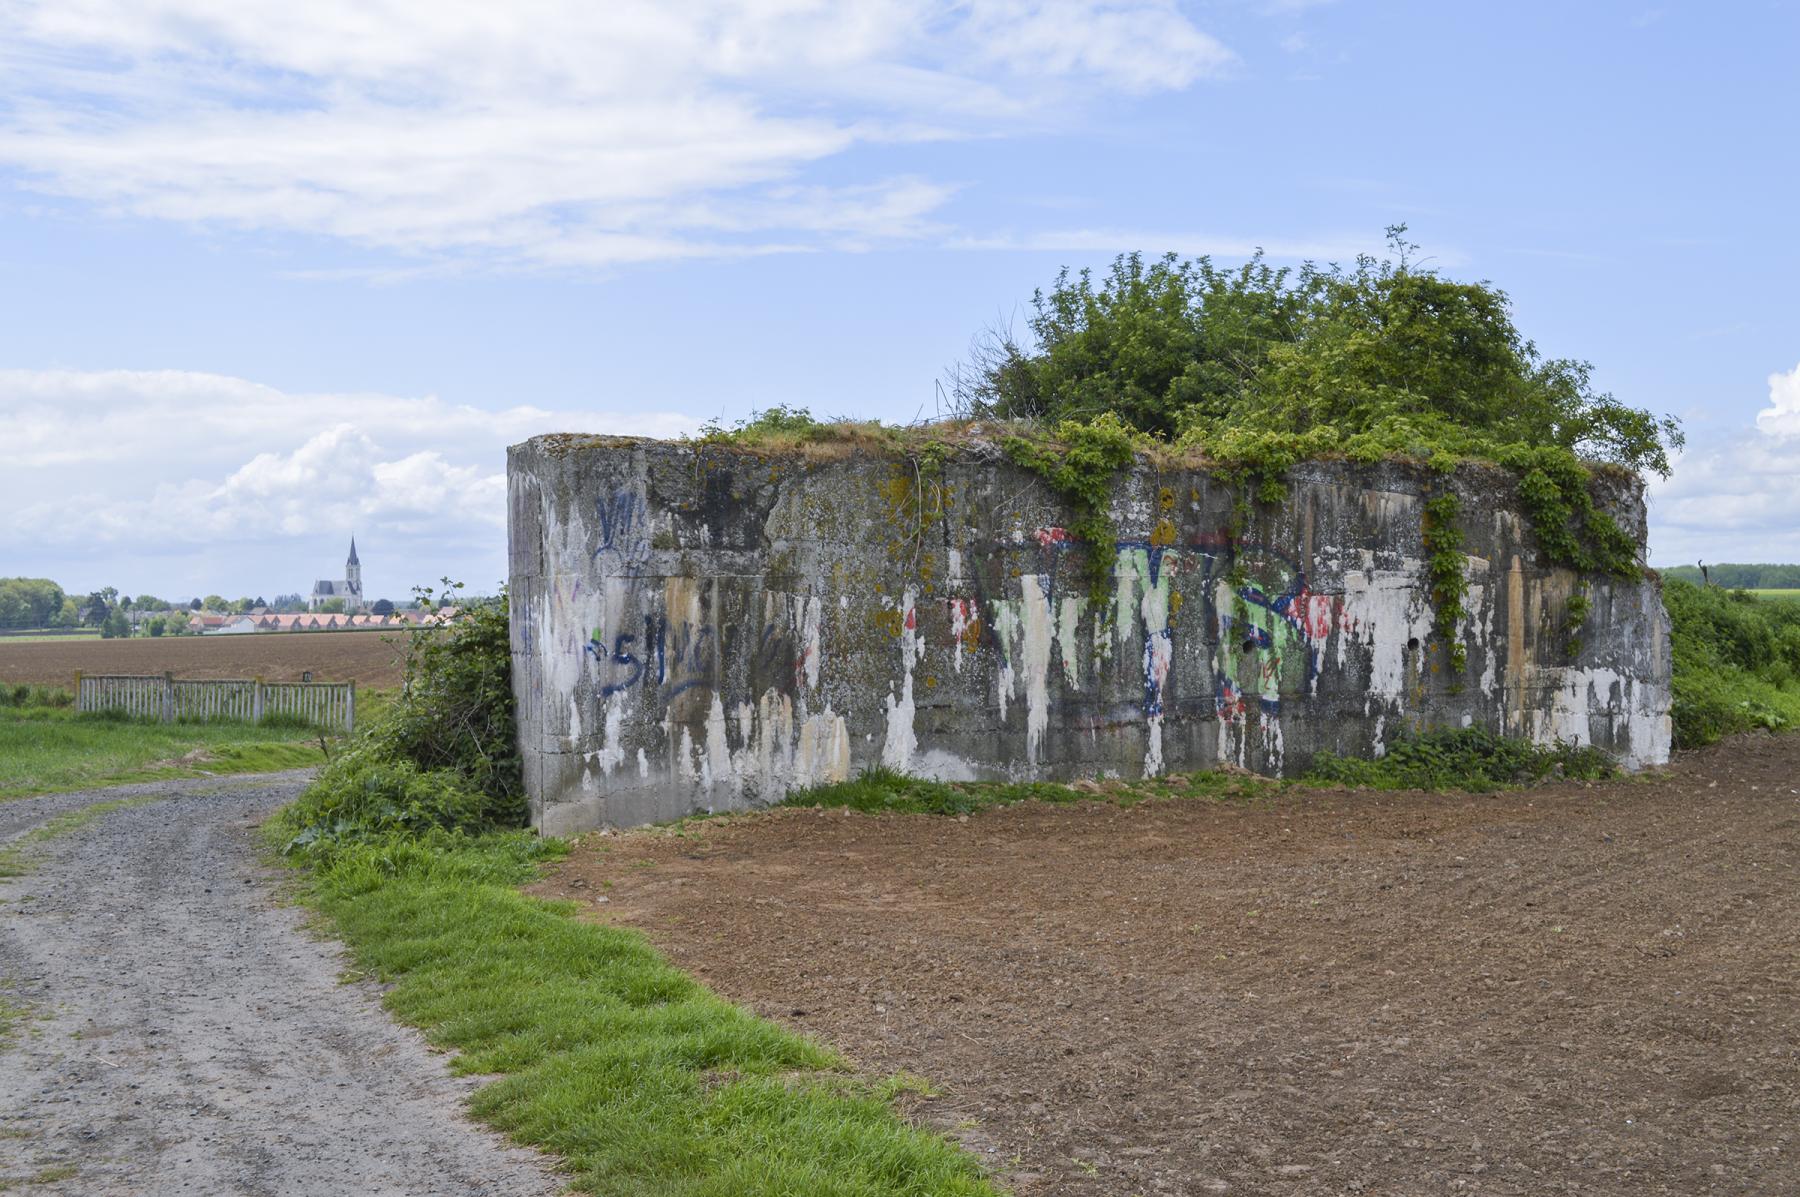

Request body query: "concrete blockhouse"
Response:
[508, 434, 1671, 834]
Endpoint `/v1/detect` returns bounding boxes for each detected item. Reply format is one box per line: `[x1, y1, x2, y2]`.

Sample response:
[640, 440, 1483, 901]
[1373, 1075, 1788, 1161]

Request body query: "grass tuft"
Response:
[1304, 727, 1613, 792]
[277, 829, 999, 1196]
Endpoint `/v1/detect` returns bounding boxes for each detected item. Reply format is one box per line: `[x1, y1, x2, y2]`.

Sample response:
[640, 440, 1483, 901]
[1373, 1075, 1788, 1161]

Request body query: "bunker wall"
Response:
[509, 436, 1671, 834]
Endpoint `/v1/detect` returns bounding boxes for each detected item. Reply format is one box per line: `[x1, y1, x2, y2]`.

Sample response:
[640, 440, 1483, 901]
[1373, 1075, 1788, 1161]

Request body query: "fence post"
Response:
[162, 672, 175, 724]
[253, 677, 265, 725]
[74, 670, 84, 713]
[346, 680, 356, 733]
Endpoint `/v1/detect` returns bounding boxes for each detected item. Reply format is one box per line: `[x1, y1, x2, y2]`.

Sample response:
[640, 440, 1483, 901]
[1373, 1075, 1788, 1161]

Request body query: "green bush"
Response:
[1306, 727, 1614, 792]
[1665, 579, 1800, 747]
[276, 585, 522, 854]
[0, 684, 72, 709]
[955, 227, 1681, 482]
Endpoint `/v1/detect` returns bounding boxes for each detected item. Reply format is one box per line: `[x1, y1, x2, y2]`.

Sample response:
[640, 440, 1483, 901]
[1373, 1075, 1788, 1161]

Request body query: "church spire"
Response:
[347, 536, 360, 567]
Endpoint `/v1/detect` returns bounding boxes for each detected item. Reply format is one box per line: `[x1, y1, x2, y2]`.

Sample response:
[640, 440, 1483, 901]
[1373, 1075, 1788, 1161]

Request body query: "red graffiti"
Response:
[1034, 526, 1073, 547]
[1292, 587, 1355, 641]
[1215, 678, 1247, 721]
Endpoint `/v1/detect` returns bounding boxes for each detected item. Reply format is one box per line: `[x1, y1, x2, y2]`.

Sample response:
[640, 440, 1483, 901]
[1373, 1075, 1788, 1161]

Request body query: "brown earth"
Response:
[0, 630, 408, 688]
[535, 736, 1800, 1197]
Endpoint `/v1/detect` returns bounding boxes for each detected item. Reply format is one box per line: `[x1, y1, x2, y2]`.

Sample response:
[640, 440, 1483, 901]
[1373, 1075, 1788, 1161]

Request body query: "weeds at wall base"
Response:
[782, 729, 1618, 815]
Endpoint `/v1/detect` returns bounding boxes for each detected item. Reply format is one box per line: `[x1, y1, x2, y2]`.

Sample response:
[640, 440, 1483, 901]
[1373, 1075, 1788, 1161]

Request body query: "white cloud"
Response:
[1648, 362, 1800, 563]
[0, 1, 1232, 269]
[945, 227, 1402, 261]
[1753, 362, 1800, 438]
[0, 368, 697, 592]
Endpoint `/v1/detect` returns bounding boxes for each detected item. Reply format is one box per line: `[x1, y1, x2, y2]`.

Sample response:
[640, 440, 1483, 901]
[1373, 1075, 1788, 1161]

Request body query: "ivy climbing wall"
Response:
[508, 434, 1672, 834]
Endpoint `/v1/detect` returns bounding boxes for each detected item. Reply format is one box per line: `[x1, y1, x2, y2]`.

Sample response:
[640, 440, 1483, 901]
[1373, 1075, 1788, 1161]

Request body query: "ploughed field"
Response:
[0, 630, 408, 688]
[538, 735, 1800, 1197]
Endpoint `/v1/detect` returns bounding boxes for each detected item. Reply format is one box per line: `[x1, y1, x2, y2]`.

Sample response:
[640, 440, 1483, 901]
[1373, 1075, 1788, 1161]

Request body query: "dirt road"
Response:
[0, 776, 559, 1196]
[541, 735, 1800, 1197]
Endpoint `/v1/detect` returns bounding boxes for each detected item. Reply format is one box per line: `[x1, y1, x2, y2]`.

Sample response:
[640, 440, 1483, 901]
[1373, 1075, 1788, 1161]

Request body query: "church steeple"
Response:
[345, 536, 362, 602]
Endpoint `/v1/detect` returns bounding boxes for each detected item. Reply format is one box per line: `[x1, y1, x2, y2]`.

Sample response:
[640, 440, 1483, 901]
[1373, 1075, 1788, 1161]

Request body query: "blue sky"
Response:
[1, 0, 1795, 599]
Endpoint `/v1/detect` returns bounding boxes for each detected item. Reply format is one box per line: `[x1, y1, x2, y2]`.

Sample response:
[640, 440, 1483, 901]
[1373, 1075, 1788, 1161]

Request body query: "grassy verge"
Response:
[779, 729, 1612, 816]
[0, 706, 330, 800]
[272, 826, 998, 1196]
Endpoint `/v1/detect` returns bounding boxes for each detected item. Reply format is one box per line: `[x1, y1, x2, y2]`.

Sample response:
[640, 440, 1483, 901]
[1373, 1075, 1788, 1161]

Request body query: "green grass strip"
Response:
[778, 764, 1277, 816]
[0, 706, 328, 801]
[282, 830, 998, 1196]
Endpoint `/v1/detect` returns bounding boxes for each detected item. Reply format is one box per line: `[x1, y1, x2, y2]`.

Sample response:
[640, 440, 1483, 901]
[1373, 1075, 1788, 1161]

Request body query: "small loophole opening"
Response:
[1407, 637, 1421, 651]
[1241, 638, 1258, 654]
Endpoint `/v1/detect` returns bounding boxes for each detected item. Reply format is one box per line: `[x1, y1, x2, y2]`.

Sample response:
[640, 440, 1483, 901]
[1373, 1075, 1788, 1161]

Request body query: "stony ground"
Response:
[537, 735, 1800, 1197]
[0, 775, 560, 1196]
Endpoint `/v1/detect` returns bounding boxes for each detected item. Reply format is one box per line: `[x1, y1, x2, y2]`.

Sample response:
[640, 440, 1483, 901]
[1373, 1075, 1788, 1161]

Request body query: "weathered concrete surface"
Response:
[508, 435, 1671, 834]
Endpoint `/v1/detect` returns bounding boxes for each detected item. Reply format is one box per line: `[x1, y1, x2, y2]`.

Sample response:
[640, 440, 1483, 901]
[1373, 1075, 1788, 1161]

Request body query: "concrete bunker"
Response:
[508, 434, 1671, 834]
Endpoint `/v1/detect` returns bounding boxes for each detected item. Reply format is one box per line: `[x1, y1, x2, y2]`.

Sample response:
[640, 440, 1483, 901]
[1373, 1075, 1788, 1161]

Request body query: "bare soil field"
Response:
[0, 630, 408, 688]
[538, 735, 1800, 1197]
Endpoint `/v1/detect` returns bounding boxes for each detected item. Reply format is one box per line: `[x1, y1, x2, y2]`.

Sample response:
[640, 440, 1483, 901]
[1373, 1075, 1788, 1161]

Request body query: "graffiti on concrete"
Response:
[511, 435, 1671, 834]
[593, 488, 650, 573]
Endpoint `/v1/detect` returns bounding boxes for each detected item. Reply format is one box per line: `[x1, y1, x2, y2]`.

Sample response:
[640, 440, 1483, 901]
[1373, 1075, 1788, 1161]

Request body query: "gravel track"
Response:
[0, 774, 562, 1196]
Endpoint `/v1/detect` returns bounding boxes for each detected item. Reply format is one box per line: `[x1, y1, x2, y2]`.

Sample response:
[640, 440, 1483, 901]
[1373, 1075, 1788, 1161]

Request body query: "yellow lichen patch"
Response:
[924, 675, 938, 688]
[1159, 486, 1176, 511]
[1150, 518, 1178, 547]
[1170, 589, 1185, 619]
[872, 609, 906, 638]
[875, 472, 916, 521]
[961, 618, 983, 652]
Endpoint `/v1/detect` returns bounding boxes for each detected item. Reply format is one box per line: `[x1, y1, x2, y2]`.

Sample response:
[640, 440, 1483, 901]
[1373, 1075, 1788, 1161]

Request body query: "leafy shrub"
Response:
[1664, 579, 1800, 747]
[0, 684, 72, 709]
[955, 228, 1680, 481]
[951, 228, 1679, 609]
[276, 585, 522, 855]
[1306, 727, 1614, 792]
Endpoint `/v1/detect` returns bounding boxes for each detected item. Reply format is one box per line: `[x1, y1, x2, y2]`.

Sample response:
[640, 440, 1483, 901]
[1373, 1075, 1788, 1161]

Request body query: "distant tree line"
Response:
[1, 576, 412, 638]
[1662, 564, 1800, 590]
[0, 577, 72, 629]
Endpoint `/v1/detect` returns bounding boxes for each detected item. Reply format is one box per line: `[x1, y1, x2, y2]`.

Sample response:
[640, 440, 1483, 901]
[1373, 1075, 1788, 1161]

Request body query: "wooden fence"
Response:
[75, 672, 355, 732]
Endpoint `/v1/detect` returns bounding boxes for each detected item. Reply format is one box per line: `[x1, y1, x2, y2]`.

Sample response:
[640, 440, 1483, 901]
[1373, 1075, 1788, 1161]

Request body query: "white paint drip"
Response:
[676, 726, 698, 782]
[1055, 596, 1085, 688]
[992, 600, 1021, 721]
[948, 599, 972, 674]
[1017, 576, 1055, 767]
[1120, 547, 1175, 777]
[593, 695, 626, 775]
[796, 707, 852, 785]
[882, 587, 924, 772]
[798, 596, 822, 689]
[1258, 709, 1284, 774]
[1339, 566, 1435, 699]
[703, 694, 733, 792]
